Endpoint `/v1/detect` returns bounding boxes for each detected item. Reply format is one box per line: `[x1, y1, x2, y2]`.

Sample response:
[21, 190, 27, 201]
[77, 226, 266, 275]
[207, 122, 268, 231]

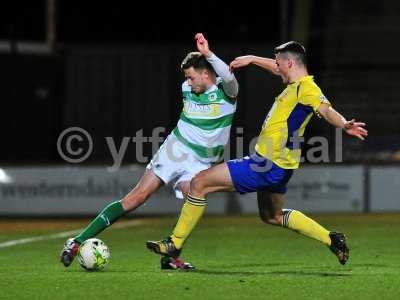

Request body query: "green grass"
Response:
[0, 214, 400, 300]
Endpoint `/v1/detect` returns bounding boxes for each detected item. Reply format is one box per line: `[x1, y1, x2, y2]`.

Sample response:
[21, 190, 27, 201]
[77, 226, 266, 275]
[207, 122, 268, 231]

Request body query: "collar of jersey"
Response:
[288, 75, 314, 85]
[204, 84, 218, 94]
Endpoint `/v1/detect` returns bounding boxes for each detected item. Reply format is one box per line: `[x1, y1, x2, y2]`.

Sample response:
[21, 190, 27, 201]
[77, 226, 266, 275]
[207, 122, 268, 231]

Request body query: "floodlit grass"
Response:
[1, 214, 399, 300]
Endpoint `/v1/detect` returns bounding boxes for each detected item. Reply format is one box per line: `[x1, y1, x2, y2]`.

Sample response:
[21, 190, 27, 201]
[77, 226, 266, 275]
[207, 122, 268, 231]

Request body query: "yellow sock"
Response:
[283, 209, 331, 246]
[171, 194, 206, 249]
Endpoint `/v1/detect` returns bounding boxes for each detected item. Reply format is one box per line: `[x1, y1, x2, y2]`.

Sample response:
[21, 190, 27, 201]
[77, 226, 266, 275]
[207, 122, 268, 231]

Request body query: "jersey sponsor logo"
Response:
[183, 101, 221, 117]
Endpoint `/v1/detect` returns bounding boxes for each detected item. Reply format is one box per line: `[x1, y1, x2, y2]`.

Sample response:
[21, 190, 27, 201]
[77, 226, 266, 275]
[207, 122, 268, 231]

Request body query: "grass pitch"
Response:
[0, 214, 399, 300]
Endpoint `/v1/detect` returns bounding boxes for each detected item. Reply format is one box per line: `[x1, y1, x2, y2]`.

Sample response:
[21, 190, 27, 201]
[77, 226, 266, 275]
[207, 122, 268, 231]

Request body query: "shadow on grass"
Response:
[65, 269, 140, 273]
[215, 262, 295, 269]
[349, 263, 389, 268]
[196, 269, 351, 277]
[64, 267, 351, 277]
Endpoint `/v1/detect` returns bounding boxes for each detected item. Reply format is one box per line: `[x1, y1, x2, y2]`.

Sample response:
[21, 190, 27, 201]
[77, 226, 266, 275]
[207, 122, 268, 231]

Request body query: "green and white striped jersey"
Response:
[173, 78, 237, 163]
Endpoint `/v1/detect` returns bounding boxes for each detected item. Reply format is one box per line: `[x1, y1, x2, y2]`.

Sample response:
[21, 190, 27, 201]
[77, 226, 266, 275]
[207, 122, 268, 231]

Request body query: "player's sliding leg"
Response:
[146, 163, 235, 257]
[60, 169, 163, 267]
[257, 191, 349, 265]
[77, 170, 163, 242]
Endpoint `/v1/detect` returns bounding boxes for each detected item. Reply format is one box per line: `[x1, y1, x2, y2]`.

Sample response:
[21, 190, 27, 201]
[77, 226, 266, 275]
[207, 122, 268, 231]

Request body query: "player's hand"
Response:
[195, 33, 212, 58]
[344, 119, 368, 140]
[229, 56, 253, 71]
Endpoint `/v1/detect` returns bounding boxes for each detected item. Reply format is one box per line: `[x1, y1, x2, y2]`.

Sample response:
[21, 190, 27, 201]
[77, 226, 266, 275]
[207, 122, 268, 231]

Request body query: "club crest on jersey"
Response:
[208, 92, 218, 102]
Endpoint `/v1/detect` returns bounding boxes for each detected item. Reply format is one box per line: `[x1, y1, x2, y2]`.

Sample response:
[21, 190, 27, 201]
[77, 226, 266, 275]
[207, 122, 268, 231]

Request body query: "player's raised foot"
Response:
[329, 232, 349, 265]
[60, 238, 80, 267]
[160, 256, 195, 271]
[146, 237, 181, 258]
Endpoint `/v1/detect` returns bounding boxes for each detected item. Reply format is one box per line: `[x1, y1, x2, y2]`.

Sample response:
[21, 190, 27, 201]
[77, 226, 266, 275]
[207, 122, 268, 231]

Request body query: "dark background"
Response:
[1, 0, 400, 165]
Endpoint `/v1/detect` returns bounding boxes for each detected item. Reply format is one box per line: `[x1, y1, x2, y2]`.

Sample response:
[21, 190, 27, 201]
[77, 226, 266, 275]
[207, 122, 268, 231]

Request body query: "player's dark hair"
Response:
[181, 52, 215, 74]
[274, 41, 307, 66]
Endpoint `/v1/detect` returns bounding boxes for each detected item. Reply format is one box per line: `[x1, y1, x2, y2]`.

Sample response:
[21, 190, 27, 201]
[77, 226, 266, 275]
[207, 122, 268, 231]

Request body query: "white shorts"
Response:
[146, 133, 211, 199]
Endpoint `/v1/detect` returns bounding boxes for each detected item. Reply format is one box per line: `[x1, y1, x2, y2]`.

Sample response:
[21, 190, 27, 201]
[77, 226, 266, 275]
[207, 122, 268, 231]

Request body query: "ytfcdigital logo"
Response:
[57, 127, 166, 171]
[57, 126, 345, 171]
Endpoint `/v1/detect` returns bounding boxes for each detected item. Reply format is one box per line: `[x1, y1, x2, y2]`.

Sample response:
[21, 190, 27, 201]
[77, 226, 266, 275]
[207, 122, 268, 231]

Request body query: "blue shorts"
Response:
[226, 153, 293, 194]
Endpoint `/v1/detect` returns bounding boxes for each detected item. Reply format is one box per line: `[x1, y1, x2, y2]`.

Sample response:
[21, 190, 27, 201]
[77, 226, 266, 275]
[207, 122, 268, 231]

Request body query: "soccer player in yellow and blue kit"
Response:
[147, 41, 368, 266]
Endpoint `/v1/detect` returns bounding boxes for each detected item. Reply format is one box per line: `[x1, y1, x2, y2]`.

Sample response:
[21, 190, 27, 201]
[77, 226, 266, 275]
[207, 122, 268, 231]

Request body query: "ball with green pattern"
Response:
[77, 238, 110, 270]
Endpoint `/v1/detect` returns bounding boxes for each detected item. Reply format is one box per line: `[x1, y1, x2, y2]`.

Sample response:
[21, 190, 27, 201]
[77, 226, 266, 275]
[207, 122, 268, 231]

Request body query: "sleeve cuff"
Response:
[206, 52, 217, 61]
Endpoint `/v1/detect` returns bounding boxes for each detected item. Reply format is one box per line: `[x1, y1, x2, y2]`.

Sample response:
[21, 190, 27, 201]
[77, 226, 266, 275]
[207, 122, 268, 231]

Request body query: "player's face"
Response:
[275, 53, 291, 84]
[184, 67, 209, 93]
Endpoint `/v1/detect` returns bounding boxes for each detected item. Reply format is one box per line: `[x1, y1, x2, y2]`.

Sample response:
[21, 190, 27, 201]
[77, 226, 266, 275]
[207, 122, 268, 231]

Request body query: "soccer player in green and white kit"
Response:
[60, 33, 239, 270]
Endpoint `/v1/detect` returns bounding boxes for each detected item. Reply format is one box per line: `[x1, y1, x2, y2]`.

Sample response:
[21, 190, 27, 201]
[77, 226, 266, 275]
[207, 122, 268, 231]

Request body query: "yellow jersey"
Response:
[255, 75, 330, 169]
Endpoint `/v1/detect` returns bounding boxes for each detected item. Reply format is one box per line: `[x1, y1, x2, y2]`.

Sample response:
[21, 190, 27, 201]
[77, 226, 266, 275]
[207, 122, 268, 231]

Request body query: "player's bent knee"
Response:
[259, 212, 282, 226]
[190, 172, 207, 194]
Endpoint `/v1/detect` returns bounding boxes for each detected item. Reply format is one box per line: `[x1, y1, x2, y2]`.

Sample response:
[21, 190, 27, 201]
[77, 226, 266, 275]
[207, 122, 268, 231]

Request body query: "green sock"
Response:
[75, 200, 125, 244]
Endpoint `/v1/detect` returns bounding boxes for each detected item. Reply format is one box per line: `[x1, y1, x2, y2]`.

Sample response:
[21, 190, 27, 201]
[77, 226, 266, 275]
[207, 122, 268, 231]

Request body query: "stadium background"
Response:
[1, 0, 399, 216]
[1, 1, 400, 299]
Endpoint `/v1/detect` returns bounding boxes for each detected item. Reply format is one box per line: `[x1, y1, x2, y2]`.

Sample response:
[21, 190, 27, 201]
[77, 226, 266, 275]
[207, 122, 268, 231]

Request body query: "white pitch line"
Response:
[0, 219, 144, 249]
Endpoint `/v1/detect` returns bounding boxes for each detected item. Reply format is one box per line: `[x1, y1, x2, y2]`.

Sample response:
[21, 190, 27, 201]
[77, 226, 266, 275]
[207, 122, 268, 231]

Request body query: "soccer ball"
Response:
[77, 238, 110, 271]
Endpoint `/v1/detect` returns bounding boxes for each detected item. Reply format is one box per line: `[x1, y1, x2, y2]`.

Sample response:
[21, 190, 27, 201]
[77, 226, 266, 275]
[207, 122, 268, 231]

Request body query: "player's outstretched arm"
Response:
[195, 33, 238, 98]
[317, 103, 368, 140]
[229, 55, 281, 76]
